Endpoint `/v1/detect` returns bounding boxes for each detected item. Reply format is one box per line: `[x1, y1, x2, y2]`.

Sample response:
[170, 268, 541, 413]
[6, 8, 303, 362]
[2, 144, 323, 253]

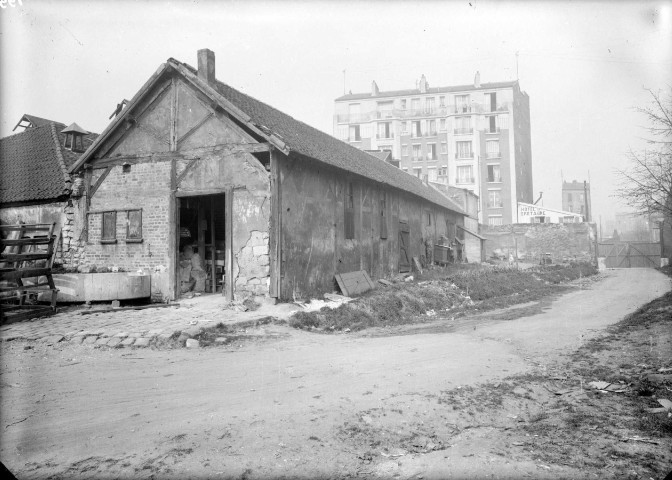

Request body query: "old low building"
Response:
[69, 50, 466, 302]
[0, 115, 95, 267]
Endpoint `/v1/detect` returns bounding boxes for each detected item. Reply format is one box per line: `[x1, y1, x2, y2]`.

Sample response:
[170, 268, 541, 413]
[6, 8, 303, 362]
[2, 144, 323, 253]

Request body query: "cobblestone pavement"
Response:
[0, 294, 298, 348]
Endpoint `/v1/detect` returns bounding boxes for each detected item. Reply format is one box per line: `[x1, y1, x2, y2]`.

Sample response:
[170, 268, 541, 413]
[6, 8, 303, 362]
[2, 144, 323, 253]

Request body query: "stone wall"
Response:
[481, 222, 597, 263]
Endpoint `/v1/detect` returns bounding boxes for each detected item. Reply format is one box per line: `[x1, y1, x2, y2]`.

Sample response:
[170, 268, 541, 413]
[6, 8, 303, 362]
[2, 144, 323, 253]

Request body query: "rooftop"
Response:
[335, 80, 520, 102]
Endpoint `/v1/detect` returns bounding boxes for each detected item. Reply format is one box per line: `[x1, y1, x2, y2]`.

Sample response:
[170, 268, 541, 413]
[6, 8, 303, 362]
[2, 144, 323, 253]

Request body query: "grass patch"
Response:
[290, 262, 597, 332]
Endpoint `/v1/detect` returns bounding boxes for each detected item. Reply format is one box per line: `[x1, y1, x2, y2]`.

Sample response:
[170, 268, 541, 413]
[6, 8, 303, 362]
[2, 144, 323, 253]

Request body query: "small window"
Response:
[126, 209, 143, 242]
[380, 192, 388, 239]
[345, 182, 355, 240]
[101, 211, 117, 244]
[426, 211, 432, 226]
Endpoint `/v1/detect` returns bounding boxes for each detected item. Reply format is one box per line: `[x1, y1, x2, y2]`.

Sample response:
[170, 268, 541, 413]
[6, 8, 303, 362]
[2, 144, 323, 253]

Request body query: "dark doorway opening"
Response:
[177, 194, 226, 297]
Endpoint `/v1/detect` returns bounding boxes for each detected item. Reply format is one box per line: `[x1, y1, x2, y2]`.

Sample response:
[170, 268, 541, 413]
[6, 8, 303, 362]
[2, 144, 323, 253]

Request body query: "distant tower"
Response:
[562, 179, 591, 221]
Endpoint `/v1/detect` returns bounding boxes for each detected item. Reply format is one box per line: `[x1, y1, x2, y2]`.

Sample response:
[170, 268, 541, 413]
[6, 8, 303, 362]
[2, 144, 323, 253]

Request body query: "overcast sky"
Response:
[1, 0, 671, 225]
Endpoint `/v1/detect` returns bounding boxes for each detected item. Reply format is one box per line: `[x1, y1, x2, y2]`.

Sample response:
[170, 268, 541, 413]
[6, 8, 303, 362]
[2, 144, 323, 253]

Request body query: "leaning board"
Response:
[334, 270, 376, 297]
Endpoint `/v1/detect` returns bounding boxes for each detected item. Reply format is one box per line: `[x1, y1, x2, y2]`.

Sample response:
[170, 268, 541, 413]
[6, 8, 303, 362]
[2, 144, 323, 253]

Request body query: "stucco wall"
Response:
[481, 222, 597, 263]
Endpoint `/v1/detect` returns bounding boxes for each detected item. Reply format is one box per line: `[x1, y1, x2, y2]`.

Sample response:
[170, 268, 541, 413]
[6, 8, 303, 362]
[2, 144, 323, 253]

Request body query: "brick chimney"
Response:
[197, 49, 216, 84]
[474, 71, 481, 88]
[419, 74, 428, 93]
[371, 80, 379, 96]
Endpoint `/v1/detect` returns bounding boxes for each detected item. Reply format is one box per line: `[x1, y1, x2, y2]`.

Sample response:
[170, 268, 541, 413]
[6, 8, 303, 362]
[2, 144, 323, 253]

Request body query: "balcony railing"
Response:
[375, 111, 395, 119]
[487, 176, 502, 182]
[455, 152, 474, 159]
[412, 155, 424, 162]
[426, 130, 437, 137]
[335, 102, 511, 123]
[485, 127, 501, 134]
[454, 128, 473, 135]
[456, 177, 475, 184]
[487, 202, 504, 208]
[376, 133, 395, 139]
[453, 104, 474, 114]
[481, 103, 510, 113]
[485, 151, 501, 159]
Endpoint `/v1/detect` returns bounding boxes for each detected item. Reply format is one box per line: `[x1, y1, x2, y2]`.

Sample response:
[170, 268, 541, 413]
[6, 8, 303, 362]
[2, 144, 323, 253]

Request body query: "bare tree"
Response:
[616, 88, 672, 218]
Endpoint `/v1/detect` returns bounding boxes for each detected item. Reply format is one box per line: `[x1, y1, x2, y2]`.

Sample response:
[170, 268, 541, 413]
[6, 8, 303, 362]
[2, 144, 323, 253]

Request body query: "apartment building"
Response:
[562, 180, 592, 221]
[333, 72, 533, 224]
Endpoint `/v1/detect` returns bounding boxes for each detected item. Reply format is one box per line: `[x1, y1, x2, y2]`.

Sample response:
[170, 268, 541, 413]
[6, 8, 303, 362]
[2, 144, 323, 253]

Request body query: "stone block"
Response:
[134, 337, 151, 347]
[70, 335, 86, 344]
[177, 333, 190, 343]
[83, 336, 98, 344]
[121, 337, 136, 346]
[95, 337, 110, 345]
[106, 337, 122, 347]
[185, 339, 200, 348]
[114, 332, 129, 338]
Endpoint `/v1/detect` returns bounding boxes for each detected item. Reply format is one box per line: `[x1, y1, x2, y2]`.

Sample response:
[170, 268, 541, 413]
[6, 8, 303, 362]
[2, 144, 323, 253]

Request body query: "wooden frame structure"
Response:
[0, 223, 59, 322]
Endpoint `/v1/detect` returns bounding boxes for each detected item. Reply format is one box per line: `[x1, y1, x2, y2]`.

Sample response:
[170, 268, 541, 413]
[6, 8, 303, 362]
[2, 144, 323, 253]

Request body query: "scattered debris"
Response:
[620, 436, 659, 445]
[656, 398, 672, 410]
[79, 303, 178, 315]
[378, 279, 394, 287]
[588, 381, 628, 393]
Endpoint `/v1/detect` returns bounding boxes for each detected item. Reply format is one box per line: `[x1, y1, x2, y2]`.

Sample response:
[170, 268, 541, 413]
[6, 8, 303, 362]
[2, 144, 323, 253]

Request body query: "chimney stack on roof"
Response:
[197, 49, 216, 85]
[474, 71, 481, 88]
[371, 80, 379, 96]
[419, 74, 428, 93]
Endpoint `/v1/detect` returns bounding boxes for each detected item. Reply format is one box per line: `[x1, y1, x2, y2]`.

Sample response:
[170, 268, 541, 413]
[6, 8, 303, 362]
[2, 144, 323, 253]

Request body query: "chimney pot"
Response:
[197, 49, 216, 84]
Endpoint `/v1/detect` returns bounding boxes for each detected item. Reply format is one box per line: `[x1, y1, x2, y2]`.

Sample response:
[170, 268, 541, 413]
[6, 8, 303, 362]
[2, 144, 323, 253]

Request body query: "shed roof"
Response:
[0, 120, 96, 205]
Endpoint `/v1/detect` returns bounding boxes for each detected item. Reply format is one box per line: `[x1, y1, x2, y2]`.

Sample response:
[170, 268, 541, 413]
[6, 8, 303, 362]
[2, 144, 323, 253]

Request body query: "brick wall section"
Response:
[481, 222, 597, 263]
[82, 162, 172, 272]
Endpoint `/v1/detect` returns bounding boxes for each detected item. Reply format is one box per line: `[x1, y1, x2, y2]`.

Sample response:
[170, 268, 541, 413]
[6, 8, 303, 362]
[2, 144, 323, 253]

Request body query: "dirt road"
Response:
[1, 268, 669, 479]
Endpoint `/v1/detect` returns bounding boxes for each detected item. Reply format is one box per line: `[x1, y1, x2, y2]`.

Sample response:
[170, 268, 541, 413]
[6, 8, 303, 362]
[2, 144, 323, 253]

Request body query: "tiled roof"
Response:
[72, 58, 464, 215]
[335, 80, 519, 101]
[0, 122, 97, 204]
[365, 150, 392, 162]
[183, 65, 464, 214]
[13, 114, 60, 130]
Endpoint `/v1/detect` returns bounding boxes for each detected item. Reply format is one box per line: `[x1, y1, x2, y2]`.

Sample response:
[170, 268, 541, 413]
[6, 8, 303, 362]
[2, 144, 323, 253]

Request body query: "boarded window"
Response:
[380, 192, 388, 239]
[345, 182, 355, 240]
[126, 209, 143, 242]
[101, 211, 117, 243]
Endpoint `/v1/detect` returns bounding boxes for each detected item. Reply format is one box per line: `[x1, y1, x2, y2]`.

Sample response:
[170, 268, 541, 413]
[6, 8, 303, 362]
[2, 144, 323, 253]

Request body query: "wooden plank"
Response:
[0, 267, 52, 281]
[225, 186, 234, 301]
[0, 225, 52, 232]
[0, 252, 52, 262]
[0, 238, 52, 246]
[334, 271, 374, 297]
[269, 148, 281, 298]
[412, 256, 423, 273]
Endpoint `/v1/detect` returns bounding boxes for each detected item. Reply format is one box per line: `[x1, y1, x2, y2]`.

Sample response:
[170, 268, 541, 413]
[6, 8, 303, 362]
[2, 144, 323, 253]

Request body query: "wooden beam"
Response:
[175, 158, 200, 187]
[224, 186, 234, 301]
[269, 148, 281, 298]
[170, 77, 178, 151]
[176, 112, 213, 147]
[89, 166, 113, 200]
[169, 158, 178, 300]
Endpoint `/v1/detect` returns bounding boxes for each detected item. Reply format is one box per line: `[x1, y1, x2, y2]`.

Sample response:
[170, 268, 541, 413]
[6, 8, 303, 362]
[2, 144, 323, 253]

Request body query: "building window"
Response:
[377, 101, 393, 119]
[411, 98, 420, 113]
[345, 182, 355, 239]
[101, 211, 117, 244]
[427, 143, 437, 160]
[377, 122, 392, 139]
[401, 145, 408, 157]
[486, 115, 498, 133]
[427, 167, 438, 182]
[455, 94, 470, 113]
[126, 209, 143, 242]
[439, 118, 446, 131]
[412, 144, 422, 161]
[488, 190, 503, 208]
[426, 211, 432, 226]
[413, 167, 422, 178]
[484, 92, 497, 112]
[440, 142, 448, 154]
[400, 99, 407, 110]
[488, 216, 503, 226]
[412, 121, 422, 138]
[380, 192, 388, 239]
[454, 116, 472, 135]
[486, 140, 500, 159]
[349, 125, 361, 141]
[456, 165, 473, 184]
[439, 96, 445, 107]
[425, 97, 435, 114]
[428, 119, 436, 136]
[401, 121, 408, 134]
[456, 141, 473, 159]
[487, 164, 501, 183]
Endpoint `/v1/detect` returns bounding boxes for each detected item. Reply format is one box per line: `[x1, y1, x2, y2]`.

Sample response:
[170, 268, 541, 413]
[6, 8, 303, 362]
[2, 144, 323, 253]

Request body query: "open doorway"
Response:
[177, 194, 226, 297]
